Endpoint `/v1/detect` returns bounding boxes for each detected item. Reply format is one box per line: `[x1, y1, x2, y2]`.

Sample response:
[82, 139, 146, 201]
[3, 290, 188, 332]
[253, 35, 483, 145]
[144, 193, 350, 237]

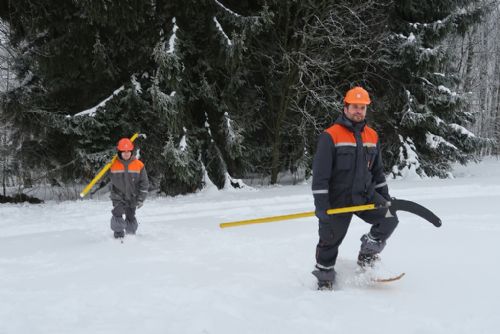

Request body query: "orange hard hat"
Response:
[117, 138, 134, 151]
[344, 86, 371, 105]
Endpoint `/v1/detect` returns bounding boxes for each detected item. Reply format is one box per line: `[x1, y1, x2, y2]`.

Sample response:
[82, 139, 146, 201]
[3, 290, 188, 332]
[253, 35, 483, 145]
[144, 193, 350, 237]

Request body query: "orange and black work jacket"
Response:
[312, 113, 390, 212]
[109, 156, 149, 205]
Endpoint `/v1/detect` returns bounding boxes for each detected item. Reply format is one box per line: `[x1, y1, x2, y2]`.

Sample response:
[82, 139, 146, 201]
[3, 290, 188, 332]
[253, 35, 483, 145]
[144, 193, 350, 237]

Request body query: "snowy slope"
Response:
[1, 158, 499, 334]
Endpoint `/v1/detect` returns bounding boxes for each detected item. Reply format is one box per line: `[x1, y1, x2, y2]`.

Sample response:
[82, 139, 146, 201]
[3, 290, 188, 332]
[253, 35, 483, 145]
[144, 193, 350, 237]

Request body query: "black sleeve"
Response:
[138, 167, 149, 202]
[312, 132, 335, 210]
[372, 142, 390, 201]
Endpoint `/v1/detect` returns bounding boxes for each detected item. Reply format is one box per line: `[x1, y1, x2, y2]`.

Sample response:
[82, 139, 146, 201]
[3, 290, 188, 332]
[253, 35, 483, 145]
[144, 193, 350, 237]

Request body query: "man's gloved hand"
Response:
[373, 192, 391, 208]
[137, 201, 144, 209]
[315, 209, 332, 223]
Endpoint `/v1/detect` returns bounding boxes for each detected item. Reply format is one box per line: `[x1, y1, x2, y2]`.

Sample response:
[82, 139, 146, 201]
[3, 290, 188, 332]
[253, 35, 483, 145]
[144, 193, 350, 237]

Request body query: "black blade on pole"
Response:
[390, 199, 442, 227]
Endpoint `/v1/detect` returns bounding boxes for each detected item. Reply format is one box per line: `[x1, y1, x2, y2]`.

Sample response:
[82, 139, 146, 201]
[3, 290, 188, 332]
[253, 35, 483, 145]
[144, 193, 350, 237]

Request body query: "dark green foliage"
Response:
[0, 193, 43, 204]
[380, 0, 490, 177]
[160, 134, 203, 195]
[0, 0, 492, 198]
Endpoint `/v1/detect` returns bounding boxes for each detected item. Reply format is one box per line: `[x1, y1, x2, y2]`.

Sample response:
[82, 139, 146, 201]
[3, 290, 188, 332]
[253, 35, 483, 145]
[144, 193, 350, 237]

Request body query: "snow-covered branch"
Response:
[213, 0, 241, 17]
[426, 132, 458, 150]
[167, 17, 179, 54]
[74, 86, 124, 117]
[213, 17, 232, 46]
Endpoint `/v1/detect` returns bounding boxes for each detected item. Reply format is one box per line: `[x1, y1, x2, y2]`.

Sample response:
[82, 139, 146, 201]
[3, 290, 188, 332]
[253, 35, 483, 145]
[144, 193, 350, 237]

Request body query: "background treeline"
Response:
[0, 0, 498, 199]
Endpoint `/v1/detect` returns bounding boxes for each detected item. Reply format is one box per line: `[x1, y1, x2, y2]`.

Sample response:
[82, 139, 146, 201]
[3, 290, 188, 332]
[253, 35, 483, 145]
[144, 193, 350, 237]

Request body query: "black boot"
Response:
[114, 231, 125, 239]
[357, 253, 380, 268]
[317, 279, 334, 291]
[312, 266, 336, 291]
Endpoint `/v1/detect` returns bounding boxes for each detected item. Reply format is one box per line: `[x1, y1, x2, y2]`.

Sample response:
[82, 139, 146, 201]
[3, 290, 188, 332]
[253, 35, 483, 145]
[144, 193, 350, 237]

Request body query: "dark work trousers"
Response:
[110, 200, 138, 233]
[315, 207, 399, 269]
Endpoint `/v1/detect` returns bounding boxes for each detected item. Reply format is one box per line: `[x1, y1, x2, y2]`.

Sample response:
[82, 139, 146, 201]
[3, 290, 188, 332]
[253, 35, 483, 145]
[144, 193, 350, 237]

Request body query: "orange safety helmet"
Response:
[344, 86, 371, 105]
[117, 138, 134, 151]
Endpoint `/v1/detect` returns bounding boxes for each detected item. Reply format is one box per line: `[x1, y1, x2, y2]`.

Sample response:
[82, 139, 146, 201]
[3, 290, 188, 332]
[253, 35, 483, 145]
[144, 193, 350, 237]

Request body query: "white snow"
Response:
[205, 112, 213, 141]
[179, 127, 187, 151]
[224, 111, 237, 142]
[74, 86, 125, 117]
[397, 32, 416, 44]
[214, 0, 241, 17]
[167, 18, 179, 54]
[450, 123, 476, 138]
[430, 119, 476, 139]
[426, 132, 458, 150]
[131, 74, 142, 94]
[438, 85, 457, 97]
[393, 136, 426, 180]
[213, 17, 233, 46]
[1, 158, 500, 333]
[433, 115, 444, 126]
[419, 47, 438, 57]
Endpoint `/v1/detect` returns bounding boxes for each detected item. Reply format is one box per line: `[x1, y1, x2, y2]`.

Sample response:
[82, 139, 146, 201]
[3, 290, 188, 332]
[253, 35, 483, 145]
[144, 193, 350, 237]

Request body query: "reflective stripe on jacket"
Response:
[312, 113, 389, 210]
[109, 157, 149, 204]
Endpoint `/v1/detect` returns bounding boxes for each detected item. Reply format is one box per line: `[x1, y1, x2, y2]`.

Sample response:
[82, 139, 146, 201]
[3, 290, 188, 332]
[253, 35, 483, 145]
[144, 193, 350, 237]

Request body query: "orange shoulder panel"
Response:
[362, 126, 378, 145]
[129, 159, 144, 172]
[325, 124, 356, 145]
[110, 159, 124, 172]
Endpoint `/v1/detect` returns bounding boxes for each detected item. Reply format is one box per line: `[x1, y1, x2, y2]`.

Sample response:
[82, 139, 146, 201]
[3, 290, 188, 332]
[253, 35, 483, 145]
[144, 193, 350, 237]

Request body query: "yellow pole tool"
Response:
[219, 203, 377, 229]
[79, 133, 140, 198]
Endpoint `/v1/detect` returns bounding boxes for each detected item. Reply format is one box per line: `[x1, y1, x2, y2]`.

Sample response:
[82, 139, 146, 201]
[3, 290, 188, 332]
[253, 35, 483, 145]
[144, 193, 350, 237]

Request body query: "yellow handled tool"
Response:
[80, 133, 140, 198]
[219, 203, 377, 228]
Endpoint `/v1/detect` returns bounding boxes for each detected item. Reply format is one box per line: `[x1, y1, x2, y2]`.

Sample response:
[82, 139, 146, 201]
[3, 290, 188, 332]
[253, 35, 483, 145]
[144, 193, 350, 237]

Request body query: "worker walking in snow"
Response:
[109, 138, 149, 239]
[311, 86, 399, 290]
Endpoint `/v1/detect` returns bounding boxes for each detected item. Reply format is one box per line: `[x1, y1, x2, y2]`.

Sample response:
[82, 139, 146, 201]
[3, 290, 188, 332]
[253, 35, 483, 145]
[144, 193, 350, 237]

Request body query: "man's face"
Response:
[344, 103, 367, 122]
[121, 151, 132, 161]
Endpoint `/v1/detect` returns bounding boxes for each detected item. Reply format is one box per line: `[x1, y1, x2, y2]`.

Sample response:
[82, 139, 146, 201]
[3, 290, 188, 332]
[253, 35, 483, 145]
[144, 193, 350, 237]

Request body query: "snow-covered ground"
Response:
[1, 158, 499, 334]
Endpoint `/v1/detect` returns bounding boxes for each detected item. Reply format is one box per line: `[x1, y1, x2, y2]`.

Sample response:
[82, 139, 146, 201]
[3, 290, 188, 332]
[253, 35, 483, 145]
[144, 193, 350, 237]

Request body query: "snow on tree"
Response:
[385, 0, 491, 178]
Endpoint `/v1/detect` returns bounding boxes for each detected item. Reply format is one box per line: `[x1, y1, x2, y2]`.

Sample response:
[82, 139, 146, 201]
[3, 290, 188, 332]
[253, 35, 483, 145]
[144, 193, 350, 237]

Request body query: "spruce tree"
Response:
[382, 0, 491, 177]
[0, 0, 252, 194]
[1, 0, 495, 197]
[148, 0, 255, 193]
[0, 0, 163, 189]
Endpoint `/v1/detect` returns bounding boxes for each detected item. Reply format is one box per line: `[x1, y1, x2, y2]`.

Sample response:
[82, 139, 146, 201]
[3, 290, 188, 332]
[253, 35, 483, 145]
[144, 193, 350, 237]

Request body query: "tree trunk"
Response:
[493, 12, 500, 154]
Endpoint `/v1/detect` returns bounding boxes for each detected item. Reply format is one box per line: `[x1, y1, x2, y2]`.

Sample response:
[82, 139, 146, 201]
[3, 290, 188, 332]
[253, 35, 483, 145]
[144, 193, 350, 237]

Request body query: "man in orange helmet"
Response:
[311, 86, 399, 290]
[109, 138, 149, 239]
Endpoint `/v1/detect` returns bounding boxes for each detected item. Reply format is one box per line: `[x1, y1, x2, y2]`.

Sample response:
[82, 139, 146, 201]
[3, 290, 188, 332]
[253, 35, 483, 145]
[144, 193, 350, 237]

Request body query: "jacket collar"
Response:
[335, 113, 366, 133]
[117, 155, 136, 166]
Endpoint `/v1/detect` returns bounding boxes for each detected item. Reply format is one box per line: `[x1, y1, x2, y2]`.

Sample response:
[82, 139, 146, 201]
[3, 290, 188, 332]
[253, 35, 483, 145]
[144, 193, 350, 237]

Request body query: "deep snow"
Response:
[1, 158, 499, 334]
